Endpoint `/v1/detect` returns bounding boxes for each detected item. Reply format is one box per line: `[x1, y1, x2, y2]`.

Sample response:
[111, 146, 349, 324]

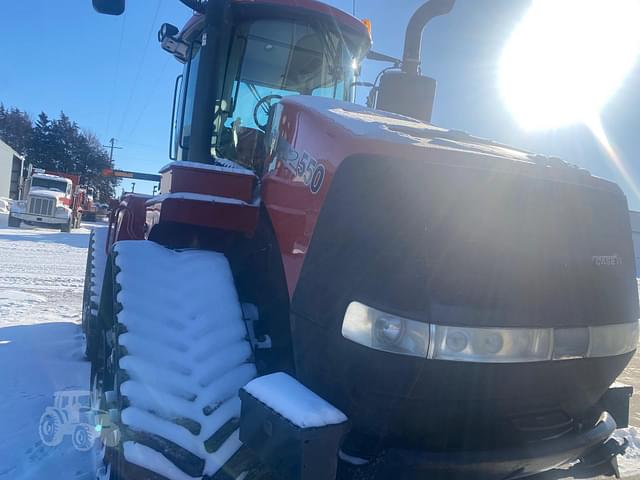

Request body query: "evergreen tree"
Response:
[0, 104, 32, 156]
[28, 112, 53, 170]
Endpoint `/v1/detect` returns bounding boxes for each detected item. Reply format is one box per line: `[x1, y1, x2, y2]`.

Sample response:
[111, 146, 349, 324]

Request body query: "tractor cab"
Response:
[161, 1, 371, 170]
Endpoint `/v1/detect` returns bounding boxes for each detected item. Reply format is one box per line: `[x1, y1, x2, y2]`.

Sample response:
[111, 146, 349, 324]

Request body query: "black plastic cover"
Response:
[239, 389, 350, 480]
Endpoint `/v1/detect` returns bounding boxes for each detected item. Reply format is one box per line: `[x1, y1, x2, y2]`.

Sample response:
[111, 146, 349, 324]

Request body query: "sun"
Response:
[499, 0, 640, 131]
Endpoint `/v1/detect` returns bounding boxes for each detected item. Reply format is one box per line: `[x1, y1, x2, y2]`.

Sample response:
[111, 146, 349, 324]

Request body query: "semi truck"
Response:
[8, 169, 82, 231]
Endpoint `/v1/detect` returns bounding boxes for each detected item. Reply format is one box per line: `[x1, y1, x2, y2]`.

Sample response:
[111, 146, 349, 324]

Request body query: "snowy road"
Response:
[0, 212, 94, 479]
[0, 209, 639, 479]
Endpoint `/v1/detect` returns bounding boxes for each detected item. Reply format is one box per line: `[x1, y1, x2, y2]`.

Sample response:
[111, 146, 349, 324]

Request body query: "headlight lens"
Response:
[56, 206, 70, 217]
[433, 326, 552, 363]
[590, 322, 639, 358]
[341, 301, 638, 362]
[374, 316, 405, 345]
[553, 327, 589, 359]
[342, 302, 429, 357]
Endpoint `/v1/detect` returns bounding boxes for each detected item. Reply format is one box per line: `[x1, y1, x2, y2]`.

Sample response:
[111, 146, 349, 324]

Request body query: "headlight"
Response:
[341, 301, 638, 362]
[56, 206, 71, 217]
[589, 322, 639, 358]
[432, 326, 552, 363]
[341, 302, 429, 357]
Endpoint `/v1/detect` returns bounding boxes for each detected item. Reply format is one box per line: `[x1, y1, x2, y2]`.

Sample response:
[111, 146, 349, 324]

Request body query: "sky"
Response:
[1, 0, 639, 208]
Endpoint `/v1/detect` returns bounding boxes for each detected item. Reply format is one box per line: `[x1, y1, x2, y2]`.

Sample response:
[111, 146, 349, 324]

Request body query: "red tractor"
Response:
[85, 1, 638, 479]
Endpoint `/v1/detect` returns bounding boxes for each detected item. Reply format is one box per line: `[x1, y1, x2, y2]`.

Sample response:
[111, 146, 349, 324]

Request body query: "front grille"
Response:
[28, 196, 55, 216]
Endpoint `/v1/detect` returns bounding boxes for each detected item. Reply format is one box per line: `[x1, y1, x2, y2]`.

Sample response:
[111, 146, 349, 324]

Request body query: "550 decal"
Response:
[295, 152, 326, 194]
[278, 137, 326, 194]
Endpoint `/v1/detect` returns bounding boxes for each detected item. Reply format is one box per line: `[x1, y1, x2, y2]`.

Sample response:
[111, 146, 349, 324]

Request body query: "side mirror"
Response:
[158, 23, 179, 42]
[92, 0, 125, 15]
[159, 23, 189, 62]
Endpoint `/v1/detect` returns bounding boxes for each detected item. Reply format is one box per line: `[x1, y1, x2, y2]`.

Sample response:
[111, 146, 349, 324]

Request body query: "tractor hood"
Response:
[271, 97, 634, 313]
[282, 96, 637, 331]
[279, 96, 611, 190]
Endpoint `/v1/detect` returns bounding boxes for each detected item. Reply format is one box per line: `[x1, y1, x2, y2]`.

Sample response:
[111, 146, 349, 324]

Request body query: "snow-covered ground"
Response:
[0, 210, 639, 479]
[0, 212, 94, 479]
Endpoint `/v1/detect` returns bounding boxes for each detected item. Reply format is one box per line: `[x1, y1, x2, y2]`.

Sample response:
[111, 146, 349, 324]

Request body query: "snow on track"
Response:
[113, 240, 256, 479]
[0, 213, 95, 479]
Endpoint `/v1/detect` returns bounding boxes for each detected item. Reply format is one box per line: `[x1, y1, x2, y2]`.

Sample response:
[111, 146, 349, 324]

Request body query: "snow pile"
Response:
[0, 197, 10, 213]
[146, 192, 257, 207]
[243, 373, 347, 428]
[615, 426, 640, 477]
[160, 160, 255, 177]
[113, 240, 256, 479]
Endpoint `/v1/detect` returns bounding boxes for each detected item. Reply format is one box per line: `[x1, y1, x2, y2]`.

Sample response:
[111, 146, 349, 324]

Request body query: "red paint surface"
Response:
[147, 198, 259, 236]
[107, 194, 150, 253]
[179, 0, 370, 44]
[233, 0, 369, 36]
[160, 164, 256, 203]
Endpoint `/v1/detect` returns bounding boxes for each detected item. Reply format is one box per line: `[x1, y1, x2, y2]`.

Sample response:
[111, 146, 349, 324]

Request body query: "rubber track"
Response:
[112, 241, 256, 480]
[90, 227, 109, 316]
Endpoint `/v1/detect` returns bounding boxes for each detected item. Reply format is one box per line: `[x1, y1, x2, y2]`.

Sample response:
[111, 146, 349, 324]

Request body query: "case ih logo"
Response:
[592, 255, 623, 266]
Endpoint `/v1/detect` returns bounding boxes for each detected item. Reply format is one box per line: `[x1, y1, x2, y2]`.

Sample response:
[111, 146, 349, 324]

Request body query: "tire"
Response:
[98, 241, 258, 480]
[39, 412, 63, 446]
[61, 220, 72, 233]
[72, 423, 95, 451]
[7, 214, 20, 228]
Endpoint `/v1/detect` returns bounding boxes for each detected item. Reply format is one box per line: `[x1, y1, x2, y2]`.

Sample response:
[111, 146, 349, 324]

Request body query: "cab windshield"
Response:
[31, 177, 69, 193]
[216, 19, 361, 166]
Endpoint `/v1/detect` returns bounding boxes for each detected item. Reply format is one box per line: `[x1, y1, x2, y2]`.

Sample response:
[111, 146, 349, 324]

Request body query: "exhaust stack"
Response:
[375, 0, 455, 122]
[402, 0, 455, 76]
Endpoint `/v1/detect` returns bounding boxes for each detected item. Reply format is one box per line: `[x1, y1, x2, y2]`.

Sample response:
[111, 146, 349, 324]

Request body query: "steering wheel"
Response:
[253, 94, 283, 130]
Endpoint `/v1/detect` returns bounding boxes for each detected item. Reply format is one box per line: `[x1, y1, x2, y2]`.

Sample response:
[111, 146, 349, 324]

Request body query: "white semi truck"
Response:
[8, 170, 81, 232]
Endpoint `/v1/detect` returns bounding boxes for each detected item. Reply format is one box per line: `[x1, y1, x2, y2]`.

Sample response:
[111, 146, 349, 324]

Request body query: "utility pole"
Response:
[131, 182, 136, 193]
[103, 137, 123, 163]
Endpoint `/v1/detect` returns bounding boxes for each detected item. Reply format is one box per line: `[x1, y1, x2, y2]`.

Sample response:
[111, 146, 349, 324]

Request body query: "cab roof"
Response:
[178, 0, 371, 46]
[32, 173, 72, 184]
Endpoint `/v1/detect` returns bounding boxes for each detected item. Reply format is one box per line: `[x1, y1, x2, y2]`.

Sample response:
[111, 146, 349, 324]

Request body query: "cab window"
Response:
[216, 19, 359, 168]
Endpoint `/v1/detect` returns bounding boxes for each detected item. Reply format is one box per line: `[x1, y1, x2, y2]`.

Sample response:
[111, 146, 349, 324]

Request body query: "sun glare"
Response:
[500, 0, 640, 131]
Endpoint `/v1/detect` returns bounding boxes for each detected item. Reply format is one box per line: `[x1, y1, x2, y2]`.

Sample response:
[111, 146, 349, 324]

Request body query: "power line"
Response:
[121, 56, 172, 142]
[103, 138, 124, 163]
[105, 14, 127, 138]
[116, 0, 163, 139]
